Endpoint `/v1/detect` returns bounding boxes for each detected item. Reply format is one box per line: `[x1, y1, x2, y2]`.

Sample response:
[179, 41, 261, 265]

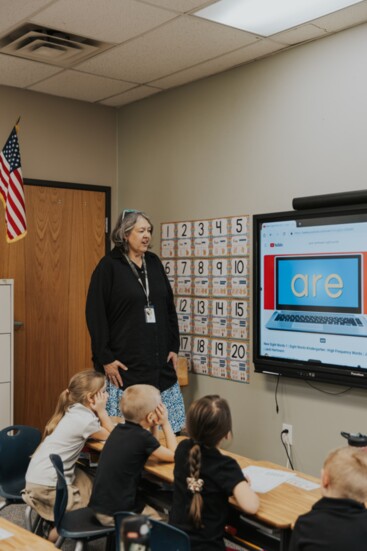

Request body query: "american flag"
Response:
[0, 124, 27, 243]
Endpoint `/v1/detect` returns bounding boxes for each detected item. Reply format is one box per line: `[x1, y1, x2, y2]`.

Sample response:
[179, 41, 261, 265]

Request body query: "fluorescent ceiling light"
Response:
[194, 0, 364, 36]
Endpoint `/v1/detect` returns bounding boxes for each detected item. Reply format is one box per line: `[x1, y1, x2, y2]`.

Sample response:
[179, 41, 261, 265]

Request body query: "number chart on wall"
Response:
[161, 215, 250, 383]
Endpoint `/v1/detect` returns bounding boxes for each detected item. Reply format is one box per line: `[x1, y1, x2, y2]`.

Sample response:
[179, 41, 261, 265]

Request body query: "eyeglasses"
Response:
[122, 209, 139, 219]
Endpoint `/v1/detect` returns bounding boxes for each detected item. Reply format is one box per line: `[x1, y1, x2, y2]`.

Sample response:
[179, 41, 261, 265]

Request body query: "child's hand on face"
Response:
[90, 391, 108, 415]
[155, 403, 169, 427]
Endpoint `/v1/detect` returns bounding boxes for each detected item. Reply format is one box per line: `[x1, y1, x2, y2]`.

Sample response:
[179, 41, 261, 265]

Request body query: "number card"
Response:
[194, 220, 210, 237]
[230, 216, 248, 236]
[163, 260, 175, 277]
[231, 276, 248, 297]
[192, 337, 210, 375]
[193, 298, 210, 335]
[229, 341, 249, 382]
[194, 237, 210, 256]
[231, 234, 249, 256]
[213, 236, 228, 256]
[177, 259, 191, 277]
[230, 300, 249, 339]
[177, 221, 192, 239]
[161, 223, 176, 240]
[212, 277, 228, 297]
[194, 277, 210, 296]
[211, 299, 229, 338]
[177, 277, 192, 295]
[212, 218, 228, 236]
[177, 239, 192, 257]
[193, 259, 210, 277]
[161, 240, 175, 258]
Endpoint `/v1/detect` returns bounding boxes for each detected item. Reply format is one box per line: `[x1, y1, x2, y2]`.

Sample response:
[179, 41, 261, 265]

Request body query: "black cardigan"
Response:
[86, 248, 179, 391]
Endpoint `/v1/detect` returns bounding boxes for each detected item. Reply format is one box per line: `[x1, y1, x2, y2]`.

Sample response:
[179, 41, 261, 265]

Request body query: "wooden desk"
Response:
[87, 434, 321, 551]
[0, 517, 55, 550]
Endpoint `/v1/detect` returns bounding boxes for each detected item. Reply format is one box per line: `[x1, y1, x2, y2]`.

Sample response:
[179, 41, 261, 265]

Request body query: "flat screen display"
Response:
[253, 206, 367, 388]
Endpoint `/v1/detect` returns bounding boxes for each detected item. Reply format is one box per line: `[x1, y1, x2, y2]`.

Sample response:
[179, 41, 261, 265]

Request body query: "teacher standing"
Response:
[86, 209, 185, 433]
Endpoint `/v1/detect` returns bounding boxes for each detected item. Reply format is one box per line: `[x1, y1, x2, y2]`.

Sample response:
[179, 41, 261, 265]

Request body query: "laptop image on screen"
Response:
[265, 254, 367, 337]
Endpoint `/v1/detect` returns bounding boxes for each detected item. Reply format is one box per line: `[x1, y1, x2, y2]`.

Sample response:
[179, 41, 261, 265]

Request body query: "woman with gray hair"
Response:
[86, 209, 185, 433]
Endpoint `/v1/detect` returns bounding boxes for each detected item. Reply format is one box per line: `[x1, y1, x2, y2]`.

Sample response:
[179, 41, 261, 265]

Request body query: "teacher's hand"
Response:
[103, 360, 127, 388]
[167, 351, 178, 372]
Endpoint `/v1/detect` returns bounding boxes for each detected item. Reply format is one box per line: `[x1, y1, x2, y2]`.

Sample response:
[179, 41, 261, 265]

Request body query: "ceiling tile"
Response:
[100, 85, 161, 107]
[77, 15, 259, 83]
[0, 0, 52, 35]
[150, 39, 286, 88]
[310, 1, 367, 32]
[0, 53, 61, 87]
[143, 0, 216, 13]
[273, 24, 328, 46]
[30, 0, 177, 44]
[28, 70, 136, 102]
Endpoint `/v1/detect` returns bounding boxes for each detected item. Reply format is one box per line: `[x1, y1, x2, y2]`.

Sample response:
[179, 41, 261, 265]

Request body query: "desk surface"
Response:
[0, 517, 55, 550]
[86, 430, 321, 531]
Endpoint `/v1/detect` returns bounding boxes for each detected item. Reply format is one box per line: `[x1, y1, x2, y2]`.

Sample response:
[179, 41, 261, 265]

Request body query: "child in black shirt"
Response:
[290, 446, 367, 551]
[169, 395, 259, 551]
[89, 384, 177, 525]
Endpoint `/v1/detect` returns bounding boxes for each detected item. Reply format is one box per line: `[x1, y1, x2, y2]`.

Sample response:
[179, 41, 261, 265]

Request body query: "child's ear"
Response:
[146, 411, 156, 426]
[321, 468, 329, 489]
[86, 392, 94, 405]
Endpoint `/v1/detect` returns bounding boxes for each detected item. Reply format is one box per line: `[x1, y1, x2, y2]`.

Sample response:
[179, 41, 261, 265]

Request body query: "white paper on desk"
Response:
[0, 528, 13, 540]
[286, 476, 320, 491]
[242, 465, 296, 493]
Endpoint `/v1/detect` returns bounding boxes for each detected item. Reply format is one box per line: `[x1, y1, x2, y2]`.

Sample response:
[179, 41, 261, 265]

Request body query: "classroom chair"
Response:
[49, 453, 115, 551]
[0, 424, 41, 517]
[114, 511, 191, 551]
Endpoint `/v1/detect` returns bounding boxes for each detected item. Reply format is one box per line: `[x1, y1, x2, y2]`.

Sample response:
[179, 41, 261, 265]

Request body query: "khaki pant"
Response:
[22, 467, 93, 521]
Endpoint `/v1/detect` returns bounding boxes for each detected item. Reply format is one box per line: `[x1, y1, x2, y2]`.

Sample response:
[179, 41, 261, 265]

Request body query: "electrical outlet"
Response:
[282, 423, 293, 446]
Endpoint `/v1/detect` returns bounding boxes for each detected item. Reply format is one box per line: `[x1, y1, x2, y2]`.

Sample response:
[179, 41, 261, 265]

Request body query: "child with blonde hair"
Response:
[290, 446, 367, 550]
[169, 395, 259, 550]
[23, 370, 114, 530]
[89, 384, 177, 526]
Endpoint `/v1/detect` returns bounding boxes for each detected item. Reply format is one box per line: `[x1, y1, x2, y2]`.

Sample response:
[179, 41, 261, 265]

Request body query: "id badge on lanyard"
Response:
[144, 306, 156, 323]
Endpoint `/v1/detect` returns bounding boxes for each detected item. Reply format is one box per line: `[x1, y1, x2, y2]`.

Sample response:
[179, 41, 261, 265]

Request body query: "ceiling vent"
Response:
[0, 24, 112, 67]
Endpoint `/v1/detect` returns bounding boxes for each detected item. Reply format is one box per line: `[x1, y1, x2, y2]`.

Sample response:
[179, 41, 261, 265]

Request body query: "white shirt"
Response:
[26, 403, 100, 486]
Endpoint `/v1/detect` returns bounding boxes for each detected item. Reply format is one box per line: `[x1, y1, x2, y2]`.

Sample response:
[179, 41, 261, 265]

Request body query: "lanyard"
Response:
[124, 254, 151, 306]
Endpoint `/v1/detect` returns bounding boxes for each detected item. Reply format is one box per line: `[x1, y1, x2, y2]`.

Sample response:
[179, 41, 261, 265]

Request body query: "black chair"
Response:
[0, 425, 41, 513]
[49, 453, 115, 551]
[114, 511, 191, 551]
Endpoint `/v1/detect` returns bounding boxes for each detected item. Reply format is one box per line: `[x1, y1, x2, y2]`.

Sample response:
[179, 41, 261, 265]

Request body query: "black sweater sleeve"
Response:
[85, 258, 115, 368]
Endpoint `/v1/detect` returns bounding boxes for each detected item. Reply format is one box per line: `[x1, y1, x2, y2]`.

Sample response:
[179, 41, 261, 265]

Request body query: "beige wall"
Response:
[0, 86, 118, 218]
[117, 22, 367, 476]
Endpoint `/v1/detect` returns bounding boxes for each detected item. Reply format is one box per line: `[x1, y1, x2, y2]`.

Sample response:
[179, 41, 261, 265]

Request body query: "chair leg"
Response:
[74, 541, 85, 551]
[0, 500, 8, 512]
[24, 505, 34, 531]
[54, 535, 65, 548]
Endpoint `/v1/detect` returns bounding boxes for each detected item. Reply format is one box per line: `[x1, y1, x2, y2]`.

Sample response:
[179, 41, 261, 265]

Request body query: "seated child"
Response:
[290, 446, 367, 551]
[89, 384, 177, 526]
[22, 370, 114, 539]
[169, 394, 259, 551]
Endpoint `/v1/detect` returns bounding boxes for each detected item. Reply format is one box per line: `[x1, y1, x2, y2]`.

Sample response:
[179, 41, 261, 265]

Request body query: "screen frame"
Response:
[253, 203, 367, 389]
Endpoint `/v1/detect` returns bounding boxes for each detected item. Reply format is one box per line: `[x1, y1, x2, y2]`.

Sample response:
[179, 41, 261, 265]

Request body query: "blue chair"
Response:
[114, 511, 190, 551]
[50, 453, 115, 551]
[0, 425, 41, 512]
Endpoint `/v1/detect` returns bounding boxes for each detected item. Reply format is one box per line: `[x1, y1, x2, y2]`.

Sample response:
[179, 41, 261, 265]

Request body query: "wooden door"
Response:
[0, 181, 109, 429]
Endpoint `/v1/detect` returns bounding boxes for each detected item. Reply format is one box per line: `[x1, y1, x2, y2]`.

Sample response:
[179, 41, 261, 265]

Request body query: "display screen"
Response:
[253, 207, 367, 388]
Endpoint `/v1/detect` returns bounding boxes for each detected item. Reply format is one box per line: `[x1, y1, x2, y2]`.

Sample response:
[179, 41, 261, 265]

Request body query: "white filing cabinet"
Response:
[0, 279, 13, 428]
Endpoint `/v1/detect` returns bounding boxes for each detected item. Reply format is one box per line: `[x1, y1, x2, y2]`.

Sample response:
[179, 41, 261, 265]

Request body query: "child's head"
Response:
[186, 395, 232, 529]
[44, 370, 106, 438]
[120, 384, 161, 426]
[186, 394, 232, 447]
[322, 446, 367, 502]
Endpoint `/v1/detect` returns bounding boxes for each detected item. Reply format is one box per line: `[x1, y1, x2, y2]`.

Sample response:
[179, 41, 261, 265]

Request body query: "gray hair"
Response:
[111, 210, 154, 253]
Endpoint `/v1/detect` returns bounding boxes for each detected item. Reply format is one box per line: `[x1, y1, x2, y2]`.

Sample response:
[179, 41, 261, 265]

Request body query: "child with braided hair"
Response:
[170, 395, 259, 550]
